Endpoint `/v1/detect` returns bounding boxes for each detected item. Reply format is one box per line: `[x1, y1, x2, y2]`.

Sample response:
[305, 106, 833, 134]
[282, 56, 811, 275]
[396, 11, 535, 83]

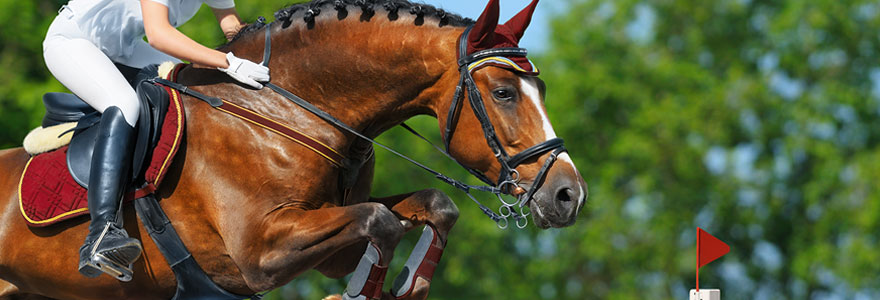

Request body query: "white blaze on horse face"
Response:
[520, 78, 557, 140]
[520, 78, 586, 208]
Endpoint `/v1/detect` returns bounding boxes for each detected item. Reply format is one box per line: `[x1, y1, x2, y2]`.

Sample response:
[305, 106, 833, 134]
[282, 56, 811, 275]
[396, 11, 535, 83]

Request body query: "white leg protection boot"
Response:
[343, 243, 388, 300]
[391, 225, 444, 299]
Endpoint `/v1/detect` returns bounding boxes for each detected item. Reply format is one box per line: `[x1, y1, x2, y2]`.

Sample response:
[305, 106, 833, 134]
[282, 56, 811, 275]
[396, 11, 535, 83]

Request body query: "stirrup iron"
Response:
[81, 223, 142, 282]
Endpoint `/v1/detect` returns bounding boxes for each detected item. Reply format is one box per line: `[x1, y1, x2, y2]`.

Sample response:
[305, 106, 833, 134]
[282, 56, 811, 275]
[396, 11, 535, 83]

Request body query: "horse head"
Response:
[436, 0, 587, 229]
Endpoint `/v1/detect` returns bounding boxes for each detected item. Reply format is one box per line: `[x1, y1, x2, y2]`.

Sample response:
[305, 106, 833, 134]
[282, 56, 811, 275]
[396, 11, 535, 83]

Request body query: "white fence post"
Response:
[689, 289, 720, 300]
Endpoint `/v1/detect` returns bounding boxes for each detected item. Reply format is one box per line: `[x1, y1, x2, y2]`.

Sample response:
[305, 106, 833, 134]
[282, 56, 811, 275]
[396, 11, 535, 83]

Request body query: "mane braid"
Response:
[228, 0, 474, 43]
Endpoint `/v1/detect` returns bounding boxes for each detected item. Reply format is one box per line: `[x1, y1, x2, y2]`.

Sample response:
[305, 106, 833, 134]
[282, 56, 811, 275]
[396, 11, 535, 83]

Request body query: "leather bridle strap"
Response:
[447, 25, 568, 209]
[508, 138, 564, 169]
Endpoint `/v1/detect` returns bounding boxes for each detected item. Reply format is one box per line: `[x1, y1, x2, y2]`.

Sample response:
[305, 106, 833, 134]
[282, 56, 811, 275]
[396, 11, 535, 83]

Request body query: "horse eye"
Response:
[492, 88, 515, 102]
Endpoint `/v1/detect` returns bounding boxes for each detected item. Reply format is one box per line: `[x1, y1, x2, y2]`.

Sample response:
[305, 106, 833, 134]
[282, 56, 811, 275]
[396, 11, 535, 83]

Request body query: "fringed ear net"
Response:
[502, 0, 539, 41]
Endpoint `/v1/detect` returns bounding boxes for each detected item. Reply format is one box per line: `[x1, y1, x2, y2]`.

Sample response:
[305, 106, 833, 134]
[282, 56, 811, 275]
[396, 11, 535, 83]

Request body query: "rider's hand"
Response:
[219, 52, 269, 89]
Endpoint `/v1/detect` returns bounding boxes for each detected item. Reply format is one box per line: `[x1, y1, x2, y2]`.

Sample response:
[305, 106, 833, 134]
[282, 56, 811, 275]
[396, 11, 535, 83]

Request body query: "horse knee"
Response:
[420, 189, 459, 232]
[359, 203, 404, 251]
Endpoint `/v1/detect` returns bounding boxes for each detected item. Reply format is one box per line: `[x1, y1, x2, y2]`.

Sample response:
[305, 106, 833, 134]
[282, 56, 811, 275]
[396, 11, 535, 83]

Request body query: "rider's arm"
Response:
[141, 0, 229, 68]
[211, 7, 246, 41]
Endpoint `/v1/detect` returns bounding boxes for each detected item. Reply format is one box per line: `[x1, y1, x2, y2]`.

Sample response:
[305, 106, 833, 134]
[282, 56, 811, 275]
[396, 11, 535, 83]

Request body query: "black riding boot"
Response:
[77, 106, 142, 282]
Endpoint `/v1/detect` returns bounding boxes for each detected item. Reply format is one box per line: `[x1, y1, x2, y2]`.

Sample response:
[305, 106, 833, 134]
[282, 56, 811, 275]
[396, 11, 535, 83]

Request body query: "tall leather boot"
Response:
[77, 106, 143, 282]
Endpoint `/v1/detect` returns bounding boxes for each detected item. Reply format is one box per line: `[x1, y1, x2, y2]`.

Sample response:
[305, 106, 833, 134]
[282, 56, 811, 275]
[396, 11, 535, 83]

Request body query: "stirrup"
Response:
[79, 224, 143, 282]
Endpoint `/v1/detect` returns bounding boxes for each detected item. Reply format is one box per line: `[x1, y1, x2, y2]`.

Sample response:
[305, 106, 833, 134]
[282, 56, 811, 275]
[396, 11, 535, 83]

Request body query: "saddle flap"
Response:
[67, 124, 99, 188]
[133, 79, 170, 181]
[65, 65, 166, 188]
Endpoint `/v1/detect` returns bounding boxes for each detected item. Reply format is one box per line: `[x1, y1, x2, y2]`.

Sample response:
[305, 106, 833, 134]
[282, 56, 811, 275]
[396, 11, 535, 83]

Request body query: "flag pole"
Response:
[696, 227, 700, 292]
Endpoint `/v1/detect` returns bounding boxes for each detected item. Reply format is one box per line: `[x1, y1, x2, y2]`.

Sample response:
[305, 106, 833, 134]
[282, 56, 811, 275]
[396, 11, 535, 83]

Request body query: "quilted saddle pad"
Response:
[18, 69, 186, 227]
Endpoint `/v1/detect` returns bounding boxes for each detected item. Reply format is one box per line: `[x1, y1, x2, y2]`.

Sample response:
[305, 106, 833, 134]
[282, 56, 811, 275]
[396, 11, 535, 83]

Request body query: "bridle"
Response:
[167, 20, 566, 228]
[440, 25, 568, 223]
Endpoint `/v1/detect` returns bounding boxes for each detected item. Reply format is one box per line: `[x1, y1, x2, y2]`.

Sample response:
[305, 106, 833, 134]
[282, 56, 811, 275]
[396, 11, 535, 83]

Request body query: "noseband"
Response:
[192, 21, 566, 228]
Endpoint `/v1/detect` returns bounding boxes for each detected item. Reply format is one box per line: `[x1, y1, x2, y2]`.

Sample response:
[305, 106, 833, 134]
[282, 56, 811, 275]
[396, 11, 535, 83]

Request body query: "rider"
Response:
[43, 0, 269, 281]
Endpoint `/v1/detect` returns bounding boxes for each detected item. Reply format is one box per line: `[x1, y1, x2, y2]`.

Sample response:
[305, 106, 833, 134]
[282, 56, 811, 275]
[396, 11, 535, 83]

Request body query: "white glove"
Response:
[219, 52, 270, 89]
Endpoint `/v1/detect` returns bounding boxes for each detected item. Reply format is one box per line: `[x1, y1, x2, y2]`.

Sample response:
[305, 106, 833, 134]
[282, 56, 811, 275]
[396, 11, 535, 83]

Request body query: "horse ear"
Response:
[503, 0, 539, 41]
[468, 0, 501, 50]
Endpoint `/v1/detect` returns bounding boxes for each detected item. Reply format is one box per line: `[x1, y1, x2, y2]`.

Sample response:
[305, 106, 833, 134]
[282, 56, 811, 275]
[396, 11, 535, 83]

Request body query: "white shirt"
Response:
[63, 0, 234, 61]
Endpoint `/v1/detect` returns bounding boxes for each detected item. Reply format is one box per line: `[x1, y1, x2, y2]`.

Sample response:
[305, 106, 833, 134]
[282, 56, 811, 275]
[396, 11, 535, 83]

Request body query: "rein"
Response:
[159, 21, 565, 228]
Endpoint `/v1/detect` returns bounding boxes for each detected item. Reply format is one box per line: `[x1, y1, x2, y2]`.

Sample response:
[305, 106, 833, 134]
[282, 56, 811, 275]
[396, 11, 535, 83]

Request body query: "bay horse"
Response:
[0, 0, 586, 299]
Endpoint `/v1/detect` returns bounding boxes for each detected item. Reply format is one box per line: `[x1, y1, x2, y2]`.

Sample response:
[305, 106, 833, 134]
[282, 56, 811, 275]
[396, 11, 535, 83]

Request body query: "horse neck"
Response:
[227, 17, 464, 139]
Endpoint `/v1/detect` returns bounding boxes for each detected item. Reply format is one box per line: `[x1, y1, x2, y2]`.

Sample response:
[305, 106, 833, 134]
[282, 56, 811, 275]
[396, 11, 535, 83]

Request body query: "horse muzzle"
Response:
[527, 154, 587, 229]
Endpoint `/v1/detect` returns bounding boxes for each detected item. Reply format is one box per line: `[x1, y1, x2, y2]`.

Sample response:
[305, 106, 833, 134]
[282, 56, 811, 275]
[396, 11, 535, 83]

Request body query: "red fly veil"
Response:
[463, 0, 540, 75]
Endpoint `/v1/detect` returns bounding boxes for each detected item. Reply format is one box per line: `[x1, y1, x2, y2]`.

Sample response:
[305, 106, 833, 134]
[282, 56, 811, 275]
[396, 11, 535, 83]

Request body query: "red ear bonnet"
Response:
[464, 0, 540, 75]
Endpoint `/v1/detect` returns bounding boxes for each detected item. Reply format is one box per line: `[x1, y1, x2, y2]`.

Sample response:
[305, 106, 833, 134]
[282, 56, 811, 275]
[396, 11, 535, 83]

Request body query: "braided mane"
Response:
[231, 0, 474, 42]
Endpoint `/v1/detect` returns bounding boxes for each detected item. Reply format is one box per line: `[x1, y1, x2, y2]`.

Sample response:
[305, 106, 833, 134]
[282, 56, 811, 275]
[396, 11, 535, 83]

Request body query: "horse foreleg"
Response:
[237, 202, 404, 298]
[312, 189, 458, 300]
[376, 189, 459, 300]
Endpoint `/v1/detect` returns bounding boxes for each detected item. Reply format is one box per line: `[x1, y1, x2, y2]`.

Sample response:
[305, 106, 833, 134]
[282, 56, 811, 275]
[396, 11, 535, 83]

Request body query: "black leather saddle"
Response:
[43, 64, 253, 299]
[40, 64, 169, 188]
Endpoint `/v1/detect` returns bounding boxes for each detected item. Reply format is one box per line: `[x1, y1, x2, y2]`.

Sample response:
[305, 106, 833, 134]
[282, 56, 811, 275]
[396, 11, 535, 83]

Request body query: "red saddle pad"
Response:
[18, 68, 186, 227]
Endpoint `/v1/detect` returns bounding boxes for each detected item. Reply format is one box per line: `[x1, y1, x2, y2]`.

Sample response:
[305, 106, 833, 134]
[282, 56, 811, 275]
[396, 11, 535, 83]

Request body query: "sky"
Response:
[418, 0, 562, 53]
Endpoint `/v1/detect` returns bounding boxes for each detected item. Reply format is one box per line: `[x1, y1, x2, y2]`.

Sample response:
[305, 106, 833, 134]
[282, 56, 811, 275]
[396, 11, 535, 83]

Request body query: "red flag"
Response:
[698, 228, 729, 268]
[696, 227, 729, 291]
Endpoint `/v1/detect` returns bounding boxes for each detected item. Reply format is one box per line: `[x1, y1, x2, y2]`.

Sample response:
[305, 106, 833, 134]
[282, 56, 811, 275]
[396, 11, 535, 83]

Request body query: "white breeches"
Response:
[43, 8, 179, 126]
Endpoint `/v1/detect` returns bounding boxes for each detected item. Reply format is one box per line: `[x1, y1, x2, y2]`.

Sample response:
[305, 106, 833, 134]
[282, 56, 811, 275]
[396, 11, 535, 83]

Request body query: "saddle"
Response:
[20, 63, 248, 299]
[18, 64, 184, 226]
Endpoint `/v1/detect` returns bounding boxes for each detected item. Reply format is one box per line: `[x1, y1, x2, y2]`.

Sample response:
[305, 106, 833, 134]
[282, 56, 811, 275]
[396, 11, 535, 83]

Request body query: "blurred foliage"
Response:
[3, 0, 880, 299]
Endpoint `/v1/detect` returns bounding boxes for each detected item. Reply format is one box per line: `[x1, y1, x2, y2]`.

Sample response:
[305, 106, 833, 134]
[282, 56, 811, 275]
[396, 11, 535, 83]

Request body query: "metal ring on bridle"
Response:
[498, 204, 514, 218]
[496, 179, 519, 198]
[496, 216, 509, 229]
[509, 169, 520, 183]
[515, 211, 529, 228]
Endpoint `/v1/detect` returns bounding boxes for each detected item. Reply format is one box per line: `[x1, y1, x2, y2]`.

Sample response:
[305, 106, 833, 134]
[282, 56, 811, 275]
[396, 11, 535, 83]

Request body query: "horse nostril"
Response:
[556, 187, 574, 202]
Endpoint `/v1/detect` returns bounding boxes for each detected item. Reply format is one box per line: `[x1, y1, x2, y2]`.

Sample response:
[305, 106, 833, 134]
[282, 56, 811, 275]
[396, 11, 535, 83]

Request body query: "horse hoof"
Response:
[399, 220, 412, 228]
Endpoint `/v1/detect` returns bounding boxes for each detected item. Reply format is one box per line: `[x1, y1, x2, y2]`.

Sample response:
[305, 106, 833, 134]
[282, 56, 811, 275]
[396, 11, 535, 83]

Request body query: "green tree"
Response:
[529, 0, 880, 298]
[0, 0, 65, 148]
